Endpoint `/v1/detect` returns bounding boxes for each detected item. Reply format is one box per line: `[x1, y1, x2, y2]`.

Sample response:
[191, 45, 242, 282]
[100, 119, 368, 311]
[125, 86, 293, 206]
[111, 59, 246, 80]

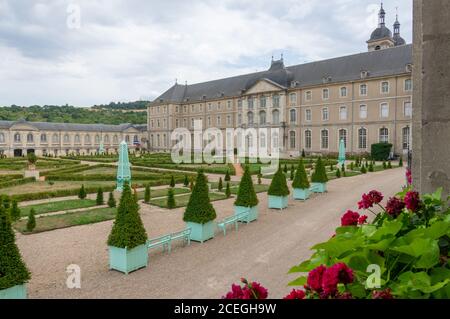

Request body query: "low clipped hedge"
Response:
[0, 177, 35, 190]
[41, 164, 92, 176]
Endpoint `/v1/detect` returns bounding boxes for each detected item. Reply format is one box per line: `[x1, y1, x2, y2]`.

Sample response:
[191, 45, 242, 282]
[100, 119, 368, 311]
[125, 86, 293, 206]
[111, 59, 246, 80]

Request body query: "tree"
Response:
[0, 206, 30, 290]
[290, 165, 295, 181]
[268, 167, 290, 197]
[292, 160, 310, 190]
[96, 188, 104, 205]
[9, 200, 21, 222]
[78, 184, 87, 199]
[336, 168, 341, 178]
[311, 158, 329, 183]
[167, 188, 176, 209]
[26, 209, 36, 232]
[144, 184, 151, 203]
[107, 182, 148, 249]
[108, 192, 116, 208]
[170, 175, 175, 188]
[235, 167, 259, 207]
[225, 182, 231, 198]
[183, 175, 189, 187]
[218, 177, 223, 192]
[183, 170, 217, 224]
[224, 170, 231, 182]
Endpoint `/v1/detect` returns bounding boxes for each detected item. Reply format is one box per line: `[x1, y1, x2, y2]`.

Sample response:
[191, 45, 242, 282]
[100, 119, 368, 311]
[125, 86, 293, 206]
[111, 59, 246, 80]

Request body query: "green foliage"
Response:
[371, 143, 393, 161]
[78, 184, 87, 199]
[399, 157, 404, 167]
[166, 188, 176, 209]
[183, 170, 217, 224]
[290, 165, 295, 181]
[27, 152, 37, 165]
[257, 174, 262, 185]
[225, 182, 231, 198]
[388, 161, 392, 169]
[218, 178, 223, 191]
[350, 162, 354, 171]
[336, 168, 341, 178]
[26, 209, 36, 232]
[96, 188, 104, 205]
[107, 182, 148, 249]
[107, 192, 116, 208]
[170, 175, 175, 188]
[292, 160, 310, 190]
[289, 188, 450, 299]
[0, 206, 31, 290]
[368, 163, 374, 172]
[311, 158, 329, 183]
[383, 161, 387, 169]
[235, 167, 259, 207]
[9, 200, 21, 222]
[301, 149, 306, 158]
[361, 165, 367, 174]
[0, 195, 11, 210]
[189, 177, 194, 191]
[341, 163, 345, 172]
[144, 184, 151, 203]
[268, 168, 290, 196]
[224, 170, 231, 182]
[283, 164, 288, 173]
[183, 175, 189, 187]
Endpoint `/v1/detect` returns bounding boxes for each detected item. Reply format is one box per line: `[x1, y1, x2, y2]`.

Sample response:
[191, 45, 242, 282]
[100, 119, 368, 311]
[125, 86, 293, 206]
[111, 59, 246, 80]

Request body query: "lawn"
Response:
[1, 181, 116, 196]
[137, 187, 190, 199]
[149, 192, 229, 209]
[14, 207, 116, 234]
[19, 199, 98, 217]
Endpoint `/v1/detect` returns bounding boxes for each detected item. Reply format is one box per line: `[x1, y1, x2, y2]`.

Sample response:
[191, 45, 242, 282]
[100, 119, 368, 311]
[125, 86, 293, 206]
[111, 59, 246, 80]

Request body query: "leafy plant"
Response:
[183, 175, 189, 187]
[224, 170, 231, 182]
[26, 208, 36, 232]
[144, 184, 151, 204]
[167, 188, 176, 209]
[78, 184, 87, 199]
[225, 182, 231, 198]
[9, 200, 21, 222]
[371, 143, 393, 161]
[268, 168, 290, 197]
[311, 158, 328, 183]
[218, 178, 223, 192]
[292, 160, 310, 190]
[336, 168, 341, 178]
[183, 170, 217, 224]
[170, 175, 175, 188]
[235, 167, 258, 207]
[96, 188, 104, 205]
[27, 152, 37, 166]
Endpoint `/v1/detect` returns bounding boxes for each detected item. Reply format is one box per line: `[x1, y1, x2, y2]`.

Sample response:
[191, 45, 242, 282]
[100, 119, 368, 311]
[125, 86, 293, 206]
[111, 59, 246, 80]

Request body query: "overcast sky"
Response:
[0, 0, 412, 107]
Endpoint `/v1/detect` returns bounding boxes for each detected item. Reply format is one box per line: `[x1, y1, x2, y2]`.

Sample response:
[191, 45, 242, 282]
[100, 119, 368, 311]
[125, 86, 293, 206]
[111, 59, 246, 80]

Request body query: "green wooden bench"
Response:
[147, 234, 171, 253]
[217, 211, 250, 236]
[147, 228, 191, 254]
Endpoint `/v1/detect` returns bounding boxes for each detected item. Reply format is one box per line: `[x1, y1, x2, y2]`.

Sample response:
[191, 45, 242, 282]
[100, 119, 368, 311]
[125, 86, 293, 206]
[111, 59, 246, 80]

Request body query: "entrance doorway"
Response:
[14, 149, 23, 157]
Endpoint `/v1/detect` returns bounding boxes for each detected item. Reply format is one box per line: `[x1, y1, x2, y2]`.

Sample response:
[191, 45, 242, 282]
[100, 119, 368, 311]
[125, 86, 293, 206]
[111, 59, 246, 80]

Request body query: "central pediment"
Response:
[244, 78, 286, 95]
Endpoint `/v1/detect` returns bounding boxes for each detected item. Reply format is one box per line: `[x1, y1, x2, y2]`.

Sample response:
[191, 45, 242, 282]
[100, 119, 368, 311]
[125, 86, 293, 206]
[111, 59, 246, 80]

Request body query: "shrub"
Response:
[292, 160, 310, 190]
[183, 175, 189, 187]
[336, 168, 341, 178]
[167, 188, 176, 209]
[224, 170, 231, 182]
[107, 192, 116, 208]
[290, 165, 295, 181]
[9, 200, 21, 222]
[189, 177, 194, 191]
[218, 177, 223, 191]
[0, 195, 11, 209]
[283, 164, 288, 174]
[96, 188, 104, 205]
[268, 168, 290, 197]
[350, 162, 354, 171]
[144, 184, 151, 203]
[235, 167, 259, 207]
[27, 152, 37, 165]
[399, 157, 403, 167]
[258, 174, 262, 185]
[183, 170, 217, 224]
[368, 163, 374, 172]
[371, 143, 393, 161]
[225, 182, 231, 198]
[361, 165, 367, 174]
[0, 206, 31, 290]
[170, 175, 175, 188]
[26, 208, 36, 232]
[301, 149, 306, 158]
[311, 158, 329, 183]
[341, 163, 345, 172]
[388, 161, 392, 169]
[78, 184, 87, 199]
[383, 161, 387, 169]
[107, 182, 148, 249]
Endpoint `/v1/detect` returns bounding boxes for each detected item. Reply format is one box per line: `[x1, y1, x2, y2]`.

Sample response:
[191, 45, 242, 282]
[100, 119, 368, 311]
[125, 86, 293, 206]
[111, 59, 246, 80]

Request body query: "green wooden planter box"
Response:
[268, 195, 289, 210]
[310, 182, 327, 193]
[0, 284, 27, 299]
[109, 244, 148, 274]
[186, 221, 215, 243]
[234, 205, 258, 223]
[293, 188, 310, 201]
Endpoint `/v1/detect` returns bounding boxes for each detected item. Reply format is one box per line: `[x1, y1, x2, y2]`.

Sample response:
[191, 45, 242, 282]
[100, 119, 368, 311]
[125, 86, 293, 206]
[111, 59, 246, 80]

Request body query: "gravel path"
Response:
[17, 168, 404, 299]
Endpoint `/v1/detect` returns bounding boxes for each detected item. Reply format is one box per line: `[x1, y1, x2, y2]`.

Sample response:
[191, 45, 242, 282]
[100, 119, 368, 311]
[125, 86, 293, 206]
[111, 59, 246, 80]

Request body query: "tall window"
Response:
[52, 134, 59, 143]
[113, 135, 118, 143]
[95, 135, 100, 144]
[358, 128, 367, 149]
[405, 79, 412, 91]
[227, 115, 232, 125]
[248, 97, 254, 109]
[290, 109, 296, 123]
[381, 81, 389, 94]
[272, 95, 279, 108]
[134, 135, 139, 144]
[360, 105, 368, 119]
[238, 114, 242, 125]
[289, 131, 296, 149]
[227, 101, 232, 109]
[305, 109, 312, 122]
[75, 135, 80, 143]
[238, 100, 242, 109]
[321, 130, 329, 149]
[217, 116, 221, 125]
[104, 135, 109, 143]
[40, 134, 47, 143]
[27, 133, 33, 143]
[125, 135, 130, 143]
[339, 129, 347, 148]
[340, 87, 347, 97]
[84, 135, 90, 144]
[322, 88, 329, 100]
[339, 106, 347, 120]
[247, 112, 254, 125]
[0, 133, 4, 143]
[260, 96, 267, 108]
[380, 103, 389, 118]
[289, 93, 297, 105]
[379, 128, 389, 143]
[305, 130, 312, 149]
[322, 107, 329, 121]
[64, 134, 70, 143]
[192, 118, 195, 127]
[259, 111, 266, 125]
[360, 84, 367, 96]
[305, 91, 312, 101]
[404, 102, 412, 117]
[402, 126, 410, 150]
[272, 110, 280, 125]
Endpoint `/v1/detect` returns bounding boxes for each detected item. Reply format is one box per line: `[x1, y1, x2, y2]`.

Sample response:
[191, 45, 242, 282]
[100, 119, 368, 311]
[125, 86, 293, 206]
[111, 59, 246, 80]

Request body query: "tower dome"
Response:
[367, 3, 395, 51]
[393, 14, 406, 46]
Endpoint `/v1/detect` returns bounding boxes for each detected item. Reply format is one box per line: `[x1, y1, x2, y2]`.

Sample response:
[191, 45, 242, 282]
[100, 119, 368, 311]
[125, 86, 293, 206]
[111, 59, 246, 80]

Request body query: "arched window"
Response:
[272, 131, 279, 149]
[64, 134, 70, 143]
[238, 114, 242, 125]
[305, 130, 312, 149]
[247, 112, 254, 125]
[379, 128, 389, 143]
[259, 111, 266, 125]
[40, 134, 47, 143]
[134, 135, 139, 144]
[260, 132, 266, 148]
[358, 128, 367, 149]
[113, 135, 118, 144]
[402, 127, 410, 150]
[340, 87, 347, 97]
[84, 135, 91, 144]
[75, 134, 80, 143]
[0, 133, 4, 143]
[52, 134, 59, 143]
[125, 135, 130, 143]
[272, 94, 280, 108]
[321, 130, 329, 149]
[289, 131, 296, 149]
[104, 135, 110, 143]
[339, 129, 347, 148]
[27, 133, 34, 143]
[290, 109, 296, 123]
[14, 133, 21, 143]
[95, 135, 100, 144]
[272, 109, 280, 125]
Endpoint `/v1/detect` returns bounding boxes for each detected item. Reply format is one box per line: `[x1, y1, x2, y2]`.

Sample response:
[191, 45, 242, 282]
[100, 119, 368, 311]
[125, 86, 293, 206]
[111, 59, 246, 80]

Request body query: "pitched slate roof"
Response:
[153, 44, 412, 104]
[0, 120, 146, 132]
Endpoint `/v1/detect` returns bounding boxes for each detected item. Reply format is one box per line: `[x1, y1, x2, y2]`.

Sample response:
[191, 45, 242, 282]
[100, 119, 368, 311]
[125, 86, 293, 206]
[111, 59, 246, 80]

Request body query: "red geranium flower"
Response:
[358, 190, 384, 209]
[322, 263, 354, 296]
[372, 289, 394, 299]
[404, 191, 422, 212]
[368, 190, 383, 204]
[341, 210, 360, 226]
[358, 215, 368, 225]
[306, 265, 327, 293]
[385, 197, 405, 218]
[284, 289, 306, 300]
[406, 168, 412, 185]
[223, 279, 268, 299]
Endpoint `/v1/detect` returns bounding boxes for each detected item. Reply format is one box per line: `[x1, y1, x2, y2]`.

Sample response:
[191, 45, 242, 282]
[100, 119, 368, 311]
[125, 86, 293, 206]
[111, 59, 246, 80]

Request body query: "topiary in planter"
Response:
[78, 184, 87, 199]
[311, 158, 329, 184]
[183, 170, 217, 225]
[167, 188, 176, 209]
[108, 192, 116, 208]
[107, 182, 148, 249]
[268, 168, 290, 197]
[292, 160, 310, 190]
[0, 206, 30, 296]
[234, 167, 259, 208]
[144, 184, 151, 203]
[26, 209, 36, 233]
[96, 188, 104, 205]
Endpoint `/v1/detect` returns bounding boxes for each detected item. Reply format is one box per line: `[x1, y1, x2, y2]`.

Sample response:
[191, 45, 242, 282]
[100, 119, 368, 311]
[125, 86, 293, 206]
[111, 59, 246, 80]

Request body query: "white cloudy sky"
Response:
[0, 0, 412, 106]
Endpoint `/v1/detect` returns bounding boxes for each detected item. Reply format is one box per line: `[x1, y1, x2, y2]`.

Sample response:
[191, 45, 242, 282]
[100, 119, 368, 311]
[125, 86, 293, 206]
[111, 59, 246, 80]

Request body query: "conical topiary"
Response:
[399, 157, 403, 167]
[218, 177, 223, 191]
[183, 175, 189, 187]
[0, 206, 31, 290]
[183, 170, 216, 224]
[225, 182, 231, 198]
[9, 200, 21, 222]
[361, 165, 367, 174]
[108, 192, 116, 208]
[311, 157, 329, 183]
[167, 188, 176, 209]
[290, 165, 295, 181]
[234, 166, 259, 207]
[189, 177, 194, 191]
[283, 164, 288, 174]
[26, 208, 36, 232]
[301, 149, 306, 158]
[144, 184, 151, 203]
[388, 161, 392, 169]
[96, 188, 104, 205]
[258, 174, 262, 185]
[224, 170, 231, 182]
[292, 160, 310, 189]
[268, 167, 290, 197]
[336, 168, 341, 178]
[170, 175, 175, 188]
[78, 184, 87, 199]
[368, 163, 374, 172]
[107, 182, 148, 249]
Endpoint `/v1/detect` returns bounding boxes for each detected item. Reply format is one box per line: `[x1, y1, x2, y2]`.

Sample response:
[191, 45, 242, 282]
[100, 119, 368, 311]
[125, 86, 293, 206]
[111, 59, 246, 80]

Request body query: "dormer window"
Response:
[360, 71, 369, 79]
[405, 64, 413, 72]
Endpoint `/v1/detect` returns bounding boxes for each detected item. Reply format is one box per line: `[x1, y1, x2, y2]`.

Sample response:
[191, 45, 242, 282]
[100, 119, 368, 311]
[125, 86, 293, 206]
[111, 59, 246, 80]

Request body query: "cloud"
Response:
[0, 0, 412, 106]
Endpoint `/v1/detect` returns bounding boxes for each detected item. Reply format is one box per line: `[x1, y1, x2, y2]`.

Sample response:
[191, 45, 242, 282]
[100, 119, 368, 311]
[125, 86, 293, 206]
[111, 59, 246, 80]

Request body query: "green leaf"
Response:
[312, 236, 364, 258]
[288, 276, 307, 287]
[369, 219, 403, 242]
[347, 283, 368, 299]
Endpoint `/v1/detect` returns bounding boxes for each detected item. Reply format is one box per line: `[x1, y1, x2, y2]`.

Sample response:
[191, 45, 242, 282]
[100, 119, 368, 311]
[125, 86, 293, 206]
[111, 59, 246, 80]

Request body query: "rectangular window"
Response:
[217, 116, 221, 125]
[305, 91, 312, 101]
[289, 93, 297, 105]
[380, 103, 389, 118]
[272, 95, 280, 108]
[379, 128, 389, 143]
[218, 102, 221, 110]
[227, 115, 232, 125]
[238, 100, 242, 109]
[305, 130, 312, 149]
[227, 101, 232, 109]
[340, 87, 347, 97]
[404, 101, 412, 117]
[305, 109, 312, 122]
[321, 130, 329, 149]
[339, 106, 347, 120]
[381, 81, 389, 94]
[405, 79, 412, 91]
[359, 128, 367, 149]
[360, 105, 367, 119]
[402, 126, 410, 150]
[260, 96, 267, 108]
[360, 84, 367, 96]
[322, 89, 329, 100]
[322, 107, 329, 121]
[248, 97, 254, 109]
